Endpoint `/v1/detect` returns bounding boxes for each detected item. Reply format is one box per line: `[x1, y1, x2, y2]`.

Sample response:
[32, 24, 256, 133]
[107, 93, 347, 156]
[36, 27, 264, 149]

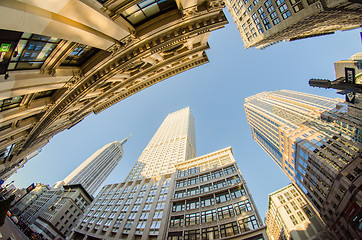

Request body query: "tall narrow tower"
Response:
[126, 107, 196, 181]
[60, 138, 129, 196]
[70, 107, 267, 240]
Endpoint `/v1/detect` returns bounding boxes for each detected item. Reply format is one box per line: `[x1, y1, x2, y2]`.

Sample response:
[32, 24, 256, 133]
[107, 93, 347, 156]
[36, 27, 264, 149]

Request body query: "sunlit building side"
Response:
[244, 90, 362, 239]
[265, 184, 328, 240]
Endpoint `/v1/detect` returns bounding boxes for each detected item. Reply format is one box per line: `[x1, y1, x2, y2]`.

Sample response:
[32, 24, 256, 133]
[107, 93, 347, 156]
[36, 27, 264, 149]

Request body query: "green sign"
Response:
[0, 43, 11, 52]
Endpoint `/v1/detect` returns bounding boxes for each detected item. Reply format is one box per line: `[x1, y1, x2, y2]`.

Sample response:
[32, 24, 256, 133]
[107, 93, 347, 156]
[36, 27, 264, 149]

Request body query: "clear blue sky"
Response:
[7, 10, 361, 220]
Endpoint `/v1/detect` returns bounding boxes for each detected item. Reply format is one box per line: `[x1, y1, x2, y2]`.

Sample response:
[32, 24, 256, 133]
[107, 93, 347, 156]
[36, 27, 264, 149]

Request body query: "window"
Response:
[201, 209, 217, 223]
[230, 186, 246, 199]
[175, 190, 186, 198]
[278, 195, 286, 204]
[292, 2, 304, 12]
[170, 215, 184, 227]
[282, 10, 291, 19]
[247, 5, 253, 11]
[220, 222, 239, 238]
[270, 11, 278, 18]
[0, 96, 24, 112]
[153, 210, 163, 219]
[272, 17, 280, 25]
[279, 3, 288, 12]
[227, 176, 241, 185]
[211, 170, 224, 179]
[143, 204, 152, 211]
[168, 232, 182, 240]
[172, 202, 185, 212]
[150, 220, 161, 229]
[200, 183, 213, 193]
[185, 213, 200, 225]
[224, 165, 236, 175]
[199, 173, 211, 182]
[187, 187, 199, 196]
[184, 229, 200, 240]
[265, 0, 272, 7]
[290, 214, 298, 225]
[176, 179, 187, 188]
[201, 195, 215, 207]
[202, 226, 219, 239]
[214, 179, 227, 189]
[239, 215, 259, 232]
[234, 199, 252, 214]
[218, 205, 235, 219]
[215, 191, 230, 203]
[186, 199, 199, 210]
[275, 0, 284, 6]
[284, 204, 292, 214]
[188, 176, 198, 185]
[297, 211, 306, 221]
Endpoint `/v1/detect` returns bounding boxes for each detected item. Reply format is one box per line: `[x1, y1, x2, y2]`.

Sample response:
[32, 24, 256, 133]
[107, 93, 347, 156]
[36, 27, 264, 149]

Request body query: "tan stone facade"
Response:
[0, 0, 227, 180]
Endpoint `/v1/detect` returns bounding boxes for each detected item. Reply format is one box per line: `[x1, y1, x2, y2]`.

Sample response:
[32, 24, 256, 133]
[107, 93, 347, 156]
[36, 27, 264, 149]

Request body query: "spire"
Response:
[120, 134, 132, 146]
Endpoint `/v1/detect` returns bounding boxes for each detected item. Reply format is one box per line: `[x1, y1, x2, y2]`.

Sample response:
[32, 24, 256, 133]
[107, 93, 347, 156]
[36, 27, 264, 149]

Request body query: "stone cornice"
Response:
[20, 9, 227, 151]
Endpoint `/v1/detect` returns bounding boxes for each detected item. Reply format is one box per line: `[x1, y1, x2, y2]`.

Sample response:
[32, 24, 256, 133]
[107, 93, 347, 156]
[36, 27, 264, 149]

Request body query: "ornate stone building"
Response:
[224, 0, 362, 49]
[0, 0, 227, 180]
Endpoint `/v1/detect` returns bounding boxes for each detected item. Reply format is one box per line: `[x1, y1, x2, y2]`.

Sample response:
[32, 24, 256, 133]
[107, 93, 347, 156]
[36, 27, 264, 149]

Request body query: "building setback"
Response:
[265, 184, 328, 240]
[69, 108, 267, 240]
[0, 0, 227, 181]
[224, 0, 362, 49]
[244, 90, 362, 239]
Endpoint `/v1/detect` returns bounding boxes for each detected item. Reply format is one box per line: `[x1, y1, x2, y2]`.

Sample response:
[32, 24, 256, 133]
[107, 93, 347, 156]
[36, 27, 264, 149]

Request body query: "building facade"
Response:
[69, 108, 267, 240]
[167, 147, 267, 240]
[0, 0, 227, 181]
[11, 182, 50, 216]
[265, 184, 327, 240]
[56, 139, 128, 196]
[224, 0, 362, 49]
[244, 90, 362, 239]
[32, 184, 93, 240]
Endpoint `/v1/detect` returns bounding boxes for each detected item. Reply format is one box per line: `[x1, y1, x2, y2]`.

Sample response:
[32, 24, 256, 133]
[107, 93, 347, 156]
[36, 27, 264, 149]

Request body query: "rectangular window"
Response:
[170, 215, 184, 227]
[224, 165, 236, 175]
[185, 213, 200, 225]
[200, 183, 213, 193]
[184, 229, 200, 240]
[239, 215, 259, 233]
[297, 211, 306, 221]
[214, 179, 227, 189]
[201, 209, 217, 223]
[174, 190, 186, 198]
[172, 202, 185, 212]
[234, 199, 252, 214]
[220, 221, 239, 238]
[215, 191, 230, 203]
[186, 199, 199, 210]
[201, 195, 215, 207]
[211, 170, 224, 179]
[290, 214, 298, 225]
[230, 186, 246, 199]
[217, 204, 235, 219]
[272, 17, 280, 25]
[199, 173, 211, 182]
[187, 187, 199, 196]
[282, 10, 291, 19]
[188, 176, 198, 185]
[227, 176, 241, 185]
[202, 226, 219, 239]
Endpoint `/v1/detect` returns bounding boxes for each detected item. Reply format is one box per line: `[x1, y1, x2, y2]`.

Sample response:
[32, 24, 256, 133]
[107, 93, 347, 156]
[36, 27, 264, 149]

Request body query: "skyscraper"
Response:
[0, 0, 227, 180]
[224, 0, 362, 49]
[69, 108, 267, 240]
[58, 138, 129, 196]
[245, 90, 362, 239]
[126, 107, 196, 181]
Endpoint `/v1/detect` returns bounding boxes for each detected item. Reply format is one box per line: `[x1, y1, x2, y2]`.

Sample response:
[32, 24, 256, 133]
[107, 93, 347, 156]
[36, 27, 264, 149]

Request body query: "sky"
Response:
[6, 10, 362, 220]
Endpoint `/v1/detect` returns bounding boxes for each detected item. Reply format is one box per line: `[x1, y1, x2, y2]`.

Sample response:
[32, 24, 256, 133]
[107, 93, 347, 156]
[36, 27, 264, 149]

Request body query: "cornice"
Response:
[20, 9, 227, 151]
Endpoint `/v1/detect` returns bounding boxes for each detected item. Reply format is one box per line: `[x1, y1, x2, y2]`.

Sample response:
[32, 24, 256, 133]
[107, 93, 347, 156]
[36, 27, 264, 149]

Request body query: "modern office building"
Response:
[32, 184, 93, 240]
[69, 108, 267, 240]
[244, 90, 362, 239]
[0, 0, 227, 181]
[224, 0, 362, 49]
[55, 138, 128, 196]
[265, 184, 328, 240]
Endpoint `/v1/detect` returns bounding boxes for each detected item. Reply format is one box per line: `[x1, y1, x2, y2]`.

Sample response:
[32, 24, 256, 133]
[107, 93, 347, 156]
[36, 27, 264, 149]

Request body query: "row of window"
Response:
[172, 187, 247, 212]
[176, 165, 237, 187]
[170, 199, 253, 226]
[174, 175, 241, 198]
[168, 216, 259, 240]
